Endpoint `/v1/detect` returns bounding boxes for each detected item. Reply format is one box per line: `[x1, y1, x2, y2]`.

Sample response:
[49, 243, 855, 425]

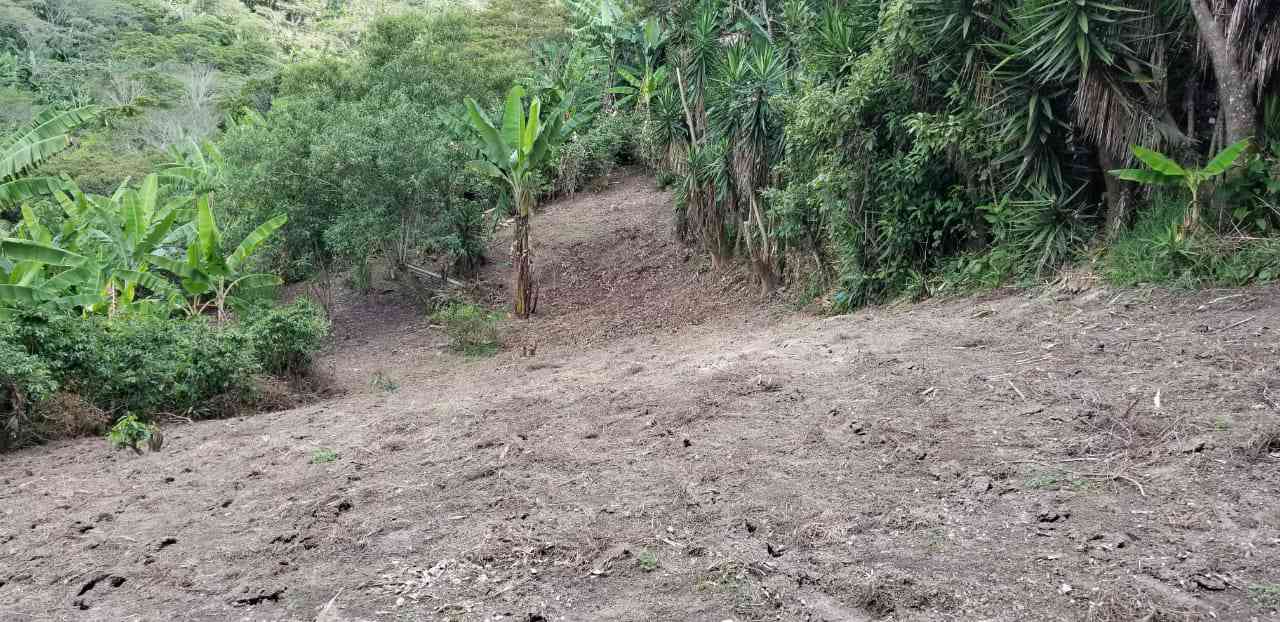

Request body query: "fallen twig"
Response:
[1211, 316, 1255, 333]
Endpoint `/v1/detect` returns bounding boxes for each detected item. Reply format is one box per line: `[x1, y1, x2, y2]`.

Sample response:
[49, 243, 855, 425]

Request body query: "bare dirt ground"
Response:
[3, 172, 1280, 622]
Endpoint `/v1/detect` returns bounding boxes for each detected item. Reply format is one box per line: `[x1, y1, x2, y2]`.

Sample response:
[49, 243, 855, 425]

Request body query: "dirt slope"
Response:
[3, 173, 1280, 622]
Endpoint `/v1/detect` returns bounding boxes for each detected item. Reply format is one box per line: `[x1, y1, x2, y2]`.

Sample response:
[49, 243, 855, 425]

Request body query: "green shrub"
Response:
[0, 326, 58, 449]
[240, 299, 331, 375]
[431, 302, 502, 355]
[13, 313, 259, 419]
[555, 110, 636, 194]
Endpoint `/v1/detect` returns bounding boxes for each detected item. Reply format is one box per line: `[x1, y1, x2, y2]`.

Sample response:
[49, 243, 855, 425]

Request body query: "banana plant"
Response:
[609, 17, 669, 112]
[53, 175, 192, 312]
[1110, 138, 1251, 237]
[0, 106, 97, 207]
[0, 199, 181, 317]
[0, 238, 106, 317]
[464, 86, 578, 318]
[610, 63, 669, 111]
[147, 197, 286, 322]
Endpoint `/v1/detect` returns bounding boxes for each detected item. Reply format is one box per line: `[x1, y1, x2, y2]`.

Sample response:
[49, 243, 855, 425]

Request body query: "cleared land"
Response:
[3, 174, 1279, 621]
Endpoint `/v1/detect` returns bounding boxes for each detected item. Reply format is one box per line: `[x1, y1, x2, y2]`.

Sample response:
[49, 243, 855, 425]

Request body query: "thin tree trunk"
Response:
[1189, 0, 1258, 145]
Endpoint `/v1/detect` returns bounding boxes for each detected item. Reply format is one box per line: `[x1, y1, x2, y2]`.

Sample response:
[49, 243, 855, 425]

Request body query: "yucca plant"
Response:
[716, 40, 789, 292]
[464, 86, 578, 318]
[1110, 138, 1252, 237]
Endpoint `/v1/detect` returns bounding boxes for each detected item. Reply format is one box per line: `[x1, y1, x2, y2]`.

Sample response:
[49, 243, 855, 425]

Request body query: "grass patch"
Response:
[310, 448, 338, 464]
[1105, 199, 1280, 288]
[1250, 584, 1280, 609]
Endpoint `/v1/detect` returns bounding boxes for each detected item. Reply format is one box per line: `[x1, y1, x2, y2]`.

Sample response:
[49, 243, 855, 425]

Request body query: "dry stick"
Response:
[1008, 380, 1027, 401]
[1211, 315, 1256, 333]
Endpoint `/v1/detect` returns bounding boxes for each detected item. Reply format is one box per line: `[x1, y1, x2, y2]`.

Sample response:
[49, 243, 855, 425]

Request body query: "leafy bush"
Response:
[13, 313, 259, 418]
[431, 302, 501, 355]
[240, 298, 331, 376]
[555, 110, 636, 195]
[0, 327, 58, 449]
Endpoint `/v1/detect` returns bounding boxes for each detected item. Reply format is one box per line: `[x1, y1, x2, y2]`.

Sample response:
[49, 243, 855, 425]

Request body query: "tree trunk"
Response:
[511, 213, 534, 319]
[1189, 0, 1258, 145]
[1099, 149, 1132, 238]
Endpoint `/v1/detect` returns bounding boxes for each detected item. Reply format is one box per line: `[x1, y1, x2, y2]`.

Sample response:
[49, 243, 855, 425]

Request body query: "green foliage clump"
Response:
[431, 302, 501, 355]
[16, 312, 259, 417]
[107, 413, 160, 454]
[240, 298, 330, 376]
[555, 110, 636, 195]
[0, 321, 57, 449]
[1105, 199, 1280, 288]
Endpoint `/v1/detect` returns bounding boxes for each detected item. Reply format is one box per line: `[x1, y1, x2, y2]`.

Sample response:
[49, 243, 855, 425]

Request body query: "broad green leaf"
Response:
[467, 159, 505, 180]
[1202, 138, 1250, 176]
[115, 269, 174, 295]
[147, 254, 199, 280]
[522, 98, 542, 154]
[0, 284, 39, 304]
[1110, 168, 1177, 185]
[465, 98, 506, 165]
[52, 293, 105, 309]
[0, 238, 85, 266]
[500, 86, 527, 154]
[227, 213, 287, 272]
[0, 176, 65, 205]
[196, 195, 221, 268]
[44, 264, 98, 292]
[1131, 145, 1186, 177]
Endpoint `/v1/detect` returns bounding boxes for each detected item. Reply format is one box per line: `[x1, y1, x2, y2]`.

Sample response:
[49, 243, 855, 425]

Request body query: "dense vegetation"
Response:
[614, 0, 1280, 305]
[1, 0, 1277, 447]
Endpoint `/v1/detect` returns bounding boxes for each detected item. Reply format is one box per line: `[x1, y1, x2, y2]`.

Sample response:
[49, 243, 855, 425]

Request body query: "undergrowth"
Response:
[431, 302, 502, 355]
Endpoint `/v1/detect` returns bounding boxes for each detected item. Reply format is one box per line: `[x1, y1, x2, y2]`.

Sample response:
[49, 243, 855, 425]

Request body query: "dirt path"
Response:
[3, 173, 1279, 621]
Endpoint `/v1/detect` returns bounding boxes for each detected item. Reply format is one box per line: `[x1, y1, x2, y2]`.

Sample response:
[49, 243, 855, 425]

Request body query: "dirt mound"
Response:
[2, 176, 1279, 621]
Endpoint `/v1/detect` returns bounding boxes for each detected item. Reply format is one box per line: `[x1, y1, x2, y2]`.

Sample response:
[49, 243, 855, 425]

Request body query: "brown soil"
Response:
[3, 172, 1279, 622]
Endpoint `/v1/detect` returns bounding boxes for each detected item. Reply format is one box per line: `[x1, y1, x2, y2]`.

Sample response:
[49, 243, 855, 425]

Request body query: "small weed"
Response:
[1025, 469, 1089, 491]
[1249, 584, 1280, 609]
[1213, 415, 1231, 431]
[926, 527, 947, 551]
[107, 414, 162, 454]
[370, 371, 399, 393]
[636, 549, 659, 572]
[310, 448, 338, 463]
